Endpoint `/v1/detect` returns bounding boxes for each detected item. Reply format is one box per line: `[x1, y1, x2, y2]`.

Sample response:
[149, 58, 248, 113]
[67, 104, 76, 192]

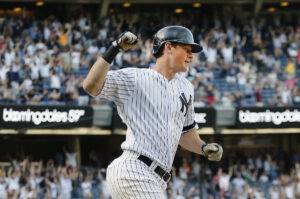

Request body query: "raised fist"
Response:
[201, 143, 223, 161]
[113, 31, 138, 51]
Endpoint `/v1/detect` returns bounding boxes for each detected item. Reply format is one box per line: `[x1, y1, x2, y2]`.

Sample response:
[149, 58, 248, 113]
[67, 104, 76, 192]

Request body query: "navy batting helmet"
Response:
[152, 25, 203, 57]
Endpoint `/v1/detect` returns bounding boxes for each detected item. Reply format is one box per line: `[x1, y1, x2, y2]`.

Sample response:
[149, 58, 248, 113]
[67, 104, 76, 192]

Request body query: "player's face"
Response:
[170, 43, 193, 72]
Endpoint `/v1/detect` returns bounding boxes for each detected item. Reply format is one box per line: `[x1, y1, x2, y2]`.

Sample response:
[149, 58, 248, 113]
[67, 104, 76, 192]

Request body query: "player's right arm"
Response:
[83, 57, 110, 96]
[83, 32, 138, 97]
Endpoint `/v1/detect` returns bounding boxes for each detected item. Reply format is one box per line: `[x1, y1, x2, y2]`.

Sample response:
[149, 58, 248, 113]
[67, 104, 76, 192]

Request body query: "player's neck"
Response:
[152, 59, 176, 81]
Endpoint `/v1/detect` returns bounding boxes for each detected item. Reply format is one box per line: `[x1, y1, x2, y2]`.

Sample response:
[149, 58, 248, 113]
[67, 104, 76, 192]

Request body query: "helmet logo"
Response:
[156, 31, 164, 40]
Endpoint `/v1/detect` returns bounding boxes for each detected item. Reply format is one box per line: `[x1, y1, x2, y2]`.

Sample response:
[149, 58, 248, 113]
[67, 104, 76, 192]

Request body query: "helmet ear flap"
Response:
[153, 43, 166, 58]
[152, 35, 163, 56]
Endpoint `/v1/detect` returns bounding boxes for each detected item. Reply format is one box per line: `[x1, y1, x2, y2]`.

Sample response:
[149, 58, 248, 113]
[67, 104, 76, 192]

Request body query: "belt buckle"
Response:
[162, 172, 171, 183]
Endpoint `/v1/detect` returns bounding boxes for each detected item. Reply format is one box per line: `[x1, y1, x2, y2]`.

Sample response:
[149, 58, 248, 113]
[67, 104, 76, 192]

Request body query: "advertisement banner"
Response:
[112, 107, 216, 129]
[236, 107, 300, 128]
[0, 105, 93, 129]
[195, 107, 216, 127]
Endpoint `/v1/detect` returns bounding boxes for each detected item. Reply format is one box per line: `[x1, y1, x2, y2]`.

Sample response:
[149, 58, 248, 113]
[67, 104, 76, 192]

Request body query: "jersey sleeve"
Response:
[97, 68, 136, 105]
[182, 85, 198, 133]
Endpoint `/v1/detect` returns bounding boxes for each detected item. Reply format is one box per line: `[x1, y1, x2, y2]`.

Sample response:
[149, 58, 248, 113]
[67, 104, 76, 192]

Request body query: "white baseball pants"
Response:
[106, 150, 168, 199]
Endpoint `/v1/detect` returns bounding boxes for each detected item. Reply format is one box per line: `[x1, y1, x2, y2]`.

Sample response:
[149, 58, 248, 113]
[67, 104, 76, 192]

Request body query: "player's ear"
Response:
[164, 42, 172, 54]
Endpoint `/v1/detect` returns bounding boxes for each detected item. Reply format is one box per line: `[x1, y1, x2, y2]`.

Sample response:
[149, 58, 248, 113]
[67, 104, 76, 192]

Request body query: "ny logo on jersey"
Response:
[179, 93, 192, 116]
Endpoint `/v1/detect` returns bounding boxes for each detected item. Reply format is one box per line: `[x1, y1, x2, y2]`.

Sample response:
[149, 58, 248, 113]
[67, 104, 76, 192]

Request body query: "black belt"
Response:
[137, 155, 171, 183]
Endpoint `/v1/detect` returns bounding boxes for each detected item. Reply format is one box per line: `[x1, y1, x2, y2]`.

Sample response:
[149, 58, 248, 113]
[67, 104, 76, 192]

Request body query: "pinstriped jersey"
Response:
[98, 68, 197, 170]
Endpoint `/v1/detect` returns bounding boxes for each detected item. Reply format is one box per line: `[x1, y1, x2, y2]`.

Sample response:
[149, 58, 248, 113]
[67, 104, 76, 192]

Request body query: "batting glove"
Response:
[201, 143, 223, 161]
[113, 31, 138, 51]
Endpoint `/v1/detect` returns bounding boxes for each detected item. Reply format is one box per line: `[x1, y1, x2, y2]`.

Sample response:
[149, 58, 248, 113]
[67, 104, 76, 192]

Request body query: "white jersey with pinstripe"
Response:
[97, 67, 197, 199]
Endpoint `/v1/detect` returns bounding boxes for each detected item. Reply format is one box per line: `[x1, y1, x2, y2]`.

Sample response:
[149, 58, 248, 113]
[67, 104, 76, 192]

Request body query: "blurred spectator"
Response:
[64, 147, 77, 168]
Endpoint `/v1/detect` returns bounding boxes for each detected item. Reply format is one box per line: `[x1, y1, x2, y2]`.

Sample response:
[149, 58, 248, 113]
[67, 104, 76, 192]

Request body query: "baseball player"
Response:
[83, 26, 223, 199]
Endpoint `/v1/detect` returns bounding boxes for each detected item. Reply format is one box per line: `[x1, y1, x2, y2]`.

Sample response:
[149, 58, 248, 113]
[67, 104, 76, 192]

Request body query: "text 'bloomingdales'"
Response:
[239, 109, 300, 125]
[3, 108, 85, 125]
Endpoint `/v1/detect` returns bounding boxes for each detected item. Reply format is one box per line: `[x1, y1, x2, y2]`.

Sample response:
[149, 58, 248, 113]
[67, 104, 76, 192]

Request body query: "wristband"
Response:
[102, 44, 120, 64]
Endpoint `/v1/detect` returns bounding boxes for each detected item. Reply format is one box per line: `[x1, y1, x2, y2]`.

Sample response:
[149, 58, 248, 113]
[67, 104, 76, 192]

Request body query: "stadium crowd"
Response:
[0, 149, 300, 199]
[170, 150, 300, 199]
[0, 11, 299, 107]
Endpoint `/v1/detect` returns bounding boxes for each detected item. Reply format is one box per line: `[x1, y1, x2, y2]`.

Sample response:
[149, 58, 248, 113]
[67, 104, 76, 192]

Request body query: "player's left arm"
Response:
[179, 128, 223, 161]
[179, 84, 223, 161]
[179, 127, 206, 155]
